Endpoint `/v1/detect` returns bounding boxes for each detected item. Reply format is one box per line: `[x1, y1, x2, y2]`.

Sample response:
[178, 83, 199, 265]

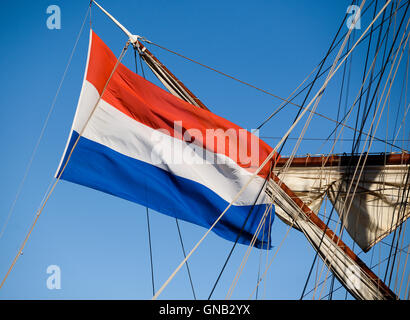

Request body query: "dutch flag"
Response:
[56, 30, 276, 248]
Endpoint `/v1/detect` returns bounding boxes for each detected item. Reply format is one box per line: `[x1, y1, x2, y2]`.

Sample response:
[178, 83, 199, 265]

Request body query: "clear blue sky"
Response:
[0, 0, 408, 300]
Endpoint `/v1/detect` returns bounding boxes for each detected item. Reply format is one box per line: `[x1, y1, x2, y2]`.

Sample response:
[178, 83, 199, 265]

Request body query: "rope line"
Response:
[311, 18, 409, 300]
[140, 2, 408, 151]
[143, 40, 399, 150]
[152, 0, 380, 298]
[0, 37, 130, 290]
[207, 168, 272, 300]
[134, 47, 157, 298]
[306, 243, 410, 300]
[301, 2, 408, 298]
[0, 5, 91, 241]
[146, 208, 155, 296]
[175, 218, 197, 300]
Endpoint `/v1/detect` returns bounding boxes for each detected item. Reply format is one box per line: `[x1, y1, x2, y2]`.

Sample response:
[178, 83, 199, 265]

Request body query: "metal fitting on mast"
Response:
[92, 0, 143, 50]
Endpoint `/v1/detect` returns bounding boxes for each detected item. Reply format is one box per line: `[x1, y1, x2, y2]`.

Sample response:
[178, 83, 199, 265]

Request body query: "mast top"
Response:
[91, 0, 142, 47]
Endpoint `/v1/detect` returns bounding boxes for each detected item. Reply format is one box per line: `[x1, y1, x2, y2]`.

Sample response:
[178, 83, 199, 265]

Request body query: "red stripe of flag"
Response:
[86, 30, 276, 177]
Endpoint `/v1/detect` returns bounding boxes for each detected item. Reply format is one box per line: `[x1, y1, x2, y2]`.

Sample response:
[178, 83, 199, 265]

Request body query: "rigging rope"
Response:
[140, 0, 409, 151]
[248, 221, 296, 299]
[280, 0, 351, 155]
[175, 218, 197, 300]
[385, 167, 410, 286]
[353, 2, 409, 154]
[146, 208, 155, 296]
[225, 204, 274, 299]
[353, 0, 379, 147]
[133, 47, 156, 298]
[152, 0, 394, 299]
[394, 204, 409, 293]
[397, 222, 410, 297]
[327, 18, 357, 300]
[0, 5, 91, 241]
[316, 0, 407, 153]
[307, 243, 410, 299]
[142, 40, 401, 150]
[207, 166, 272, 300]
[300, 0, 405, 299]
[321, 30, 357, 305]
[391, 42, 409, 149]
[331, 23, 408, 299]
[134, 43, 198, 300]
[0, 37, 131, 290]
[228, 0, 372, 298]
[314, 20, 410, 300]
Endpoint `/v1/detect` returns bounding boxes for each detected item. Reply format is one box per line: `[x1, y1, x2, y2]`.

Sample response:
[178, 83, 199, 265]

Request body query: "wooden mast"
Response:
[135, 41, 209, 111]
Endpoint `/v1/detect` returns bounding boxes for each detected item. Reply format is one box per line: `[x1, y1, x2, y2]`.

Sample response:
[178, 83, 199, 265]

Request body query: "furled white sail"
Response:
[266, 171, 398, 300]
[272, 154, 410, 252]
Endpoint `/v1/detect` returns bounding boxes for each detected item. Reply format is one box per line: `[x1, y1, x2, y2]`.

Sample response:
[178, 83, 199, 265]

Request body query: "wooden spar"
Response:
[275, 152, 409, 167]
[135, 40, 210, 111]
[269, 172, 397, 299]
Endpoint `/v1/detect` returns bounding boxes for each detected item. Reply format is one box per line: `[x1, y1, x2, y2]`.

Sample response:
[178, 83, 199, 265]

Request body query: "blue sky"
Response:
[0, 0, 408, 300]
